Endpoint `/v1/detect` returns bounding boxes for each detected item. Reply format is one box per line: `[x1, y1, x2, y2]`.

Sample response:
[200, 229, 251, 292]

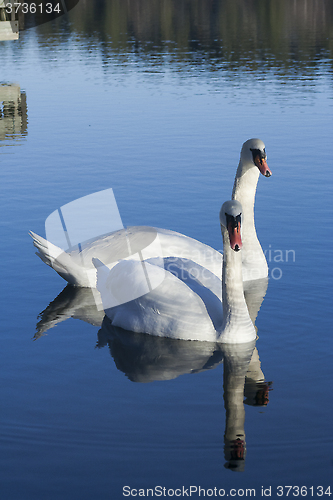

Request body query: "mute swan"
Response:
[30, 139, 271, 287]
[94, 200, 257, 344]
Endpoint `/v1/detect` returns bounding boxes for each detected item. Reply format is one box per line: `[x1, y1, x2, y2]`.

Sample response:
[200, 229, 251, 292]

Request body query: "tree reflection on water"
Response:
[63, 0, 333, 72]
[20, 0, 332, 78]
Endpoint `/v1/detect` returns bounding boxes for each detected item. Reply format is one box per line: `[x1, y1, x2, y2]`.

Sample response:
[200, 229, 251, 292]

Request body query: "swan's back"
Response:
[32, 226, 223, 287]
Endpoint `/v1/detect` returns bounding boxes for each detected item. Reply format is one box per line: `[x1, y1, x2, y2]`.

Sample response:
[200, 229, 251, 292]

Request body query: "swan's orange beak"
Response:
[228, 220, 242, 252]
[254, 153, 271, 177]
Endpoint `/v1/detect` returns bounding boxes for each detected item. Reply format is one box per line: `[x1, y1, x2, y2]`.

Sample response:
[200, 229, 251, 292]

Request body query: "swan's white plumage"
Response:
[232, 139, 270, 281]
[96, 259, 219, 342]
[95, 200, 257, 344]
[30, 225, 223, 287]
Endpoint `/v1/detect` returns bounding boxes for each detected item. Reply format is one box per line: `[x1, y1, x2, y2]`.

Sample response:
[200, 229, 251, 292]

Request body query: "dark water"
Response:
[1, 1, 333, 498]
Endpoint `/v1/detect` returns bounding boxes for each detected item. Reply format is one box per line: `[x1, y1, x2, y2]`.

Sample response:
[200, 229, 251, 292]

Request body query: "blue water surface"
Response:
[1, 3, 333, 499]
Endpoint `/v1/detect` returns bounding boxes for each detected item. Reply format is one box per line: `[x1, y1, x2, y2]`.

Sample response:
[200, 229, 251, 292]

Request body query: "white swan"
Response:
[30, 138, 271, 287]
[232, 138, 271, 281]
[94, 200, 257, 344]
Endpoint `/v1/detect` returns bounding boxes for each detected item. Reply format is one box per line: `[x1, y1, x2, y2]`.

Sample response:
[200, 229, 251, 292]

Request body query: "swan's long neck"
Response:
[219, 227, 256, 344]
[232, 160, 268, 281]
[232, 160, 259, 226]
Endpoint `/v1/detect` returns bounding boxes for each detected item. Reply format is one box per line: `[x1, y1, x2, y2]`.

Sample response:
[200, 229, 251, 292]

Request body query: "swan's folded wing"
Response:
[96, 259, 219, 342]
[154, 227, 223, 279]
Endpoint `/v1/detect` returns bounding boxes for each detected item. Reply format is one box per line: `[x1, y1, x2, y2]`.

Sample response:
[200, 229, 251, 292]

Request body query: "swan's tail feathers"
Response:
[29, 231, 84, 286]
[29, 231, 65, 267]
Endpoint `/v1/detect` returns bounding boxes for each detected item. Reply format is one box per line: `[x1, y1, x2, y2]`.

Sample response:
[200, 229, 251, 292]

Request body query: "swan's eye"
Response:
[250, 148, 266, 162]
[250, 148, 260, 163]
[225, 213, 242, 228]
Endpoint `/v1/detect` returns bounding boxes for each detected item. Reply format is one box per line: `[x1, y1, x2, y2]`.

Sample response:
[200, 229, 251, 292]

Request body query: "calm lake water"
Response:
[1, 1, 333, 498]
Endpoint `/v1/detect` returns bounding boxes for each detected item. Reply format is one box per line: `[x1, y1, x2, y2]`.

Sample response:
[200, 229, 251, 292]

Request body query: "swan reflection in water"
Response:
[35, 285, 104, 337]
[99, 318, 272, 472]
[34, 276, 272, 471]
